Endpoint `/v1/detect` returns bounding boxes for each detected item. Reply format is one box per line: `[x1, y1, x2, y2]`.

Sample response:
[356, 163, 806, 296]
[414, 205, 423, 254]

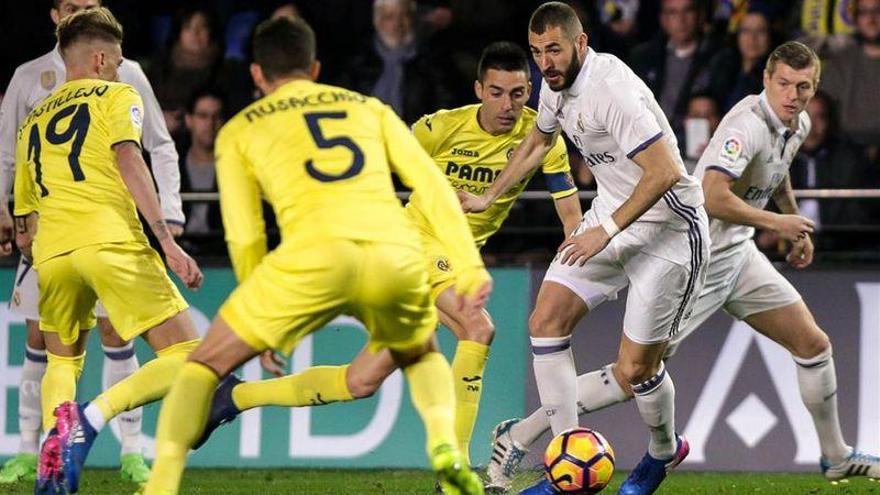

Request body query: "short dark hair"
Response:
[766, 41, 821, 80]
[252, 17, 316, 82]
[529, 2, 584, 38]
[186, 86, 226, 116]
[477, 42, 531, 81]
[56, 7, 123, 54]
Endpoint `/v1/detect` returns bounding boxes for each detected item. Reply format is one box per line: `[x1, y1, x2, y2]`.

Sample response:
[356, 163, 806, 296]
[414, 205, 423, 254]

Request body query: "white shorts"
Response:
[544, 206, 710, 344]
[666, 241, 802, 356]
[9, 256, 108, 321]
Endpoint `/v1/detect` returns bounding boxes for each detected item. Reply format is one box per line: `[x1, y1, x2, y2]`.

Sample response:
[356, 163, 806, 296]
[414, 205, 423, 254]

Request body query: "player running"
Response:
[459, 3, 709, 494]
[486, 41, 880, 493]
[141, 17, 490, 495]
[0, 0, 184, 484]
[10, 9, 203, 494]
[186, 41, 582, 468]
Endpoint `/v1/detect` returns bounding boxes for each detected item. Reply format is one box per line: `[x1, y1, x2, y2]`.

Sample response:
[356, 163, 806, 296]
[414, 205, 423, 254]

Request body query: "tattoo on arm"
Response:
[14, 217, 28, 234]
[151, 219, 171, 241]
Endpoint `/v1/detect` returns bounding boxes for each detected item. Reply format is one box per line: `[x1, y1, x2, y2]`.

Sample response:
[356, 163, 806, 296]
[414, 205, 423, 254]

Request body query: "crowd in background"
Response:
[0, 0, 877, 261]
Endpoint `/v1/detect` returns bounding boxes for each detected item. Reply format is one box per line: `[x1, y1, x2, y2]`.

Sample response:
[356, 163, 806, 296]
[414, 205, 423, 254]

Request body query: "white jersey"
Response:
[0, 46, 184, 224]
[536, 48, 704, 227]
[694, 92, 810, 254]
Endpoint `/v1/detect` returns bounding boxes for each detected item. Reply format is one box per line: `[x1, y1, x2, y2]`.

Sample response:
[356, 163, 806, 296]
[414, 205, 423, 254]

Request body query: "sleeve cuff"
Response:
[544, 172, 576, 194]
[705, 165, 741, 180]
[626, 131, 663, 160]
[536, 123, 557, 135]
[550, 188, 578, 200]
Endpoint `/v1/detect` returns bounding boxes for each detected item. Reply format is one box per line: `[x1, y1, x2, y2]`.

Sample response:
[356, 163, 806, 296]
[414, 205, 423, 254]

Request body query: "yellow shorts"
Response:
[418, 229, 457, 300]
[37, 242, 189, 345]
[220, 239, 438, 355]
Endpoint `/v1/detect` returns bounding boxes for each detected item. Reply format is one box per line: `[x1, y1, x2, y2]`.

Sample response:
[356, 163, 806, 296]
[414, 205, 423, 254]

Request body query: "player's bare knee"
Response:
[97, 318, 127, 347]
[617, 359, 660, 385]
[465, 317, 495, 345]
[528, 309, 572, 338]
[793, 328, 831, 360]
[346, 370, 381, 399]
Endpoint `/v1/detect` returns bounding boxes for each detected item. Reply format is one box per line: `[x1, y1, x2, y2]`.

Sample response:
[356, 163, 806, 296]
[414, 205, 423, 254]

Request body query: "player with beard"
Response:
[459, 3, 709, 494]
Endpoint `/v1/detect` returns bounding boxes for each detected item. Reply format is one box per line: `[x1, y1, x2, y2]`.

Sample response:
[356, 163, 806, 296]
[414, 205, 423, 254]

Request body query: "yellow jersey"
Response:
[14, 79, 147, 265]
[408, 104, 575, 247]
[215, 79, 483, 283]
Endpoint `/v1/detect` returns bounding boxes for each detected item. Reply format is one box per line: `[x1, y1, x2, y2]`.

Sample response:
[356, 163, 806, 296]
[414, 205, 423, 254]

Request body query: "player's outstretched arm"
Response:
[558, 138, 681, 267]
[703, 169, 814, 243]
[124, 62, 186, 235]
[771, 173, 814, 269]
[115, 141, 203, 289]
[552, 193, 582, 238]
[459, 126, 558, 214]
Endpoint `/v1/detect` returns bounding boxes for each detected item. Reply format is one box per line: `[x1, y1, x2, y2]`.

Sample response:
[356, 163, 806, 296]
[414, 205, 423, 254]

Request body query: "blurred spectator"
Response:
[148, 4, 251, 138]
[180, 88, 225, 237]
[820, 0, 880, 148]
[708, 10, 772, 111]
[271, 2, 301, 20]
[630, 0, 714, 140]
[337, 0, 455, 124]
[682, 93, 721, 168]
[791, 91, 877, 230]
[601, 0, 641, 38]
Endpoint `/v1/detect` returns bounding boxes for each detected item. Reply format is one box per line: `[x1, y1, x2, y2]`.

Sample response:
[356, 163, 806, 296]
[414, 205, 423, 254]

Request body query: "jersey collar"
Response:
[51, 44, 64, 67]
[759, 90, 801, 140]
[564, 47, 593, 98]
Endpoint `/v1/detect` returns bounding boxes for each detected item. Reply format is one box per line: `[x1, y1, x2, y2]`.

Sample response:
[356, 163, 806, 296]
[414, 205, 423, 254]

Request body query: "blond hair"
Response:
[56, 7, 123, 55]
[765, 41, 821, 82]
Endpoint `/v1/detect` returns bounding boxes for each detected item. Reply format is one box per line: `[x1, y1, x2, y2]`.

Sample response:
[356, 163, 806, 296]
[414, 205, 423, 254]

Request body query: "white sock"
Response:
[793, 347, 850, 464]
[632, 363, 676, 460]
[19, 346, 47, 455]
[83, 402, 107, 432]
[512, 364, 631, 447]
[102, 343, 143, 456]
[531, 336, 578, 435]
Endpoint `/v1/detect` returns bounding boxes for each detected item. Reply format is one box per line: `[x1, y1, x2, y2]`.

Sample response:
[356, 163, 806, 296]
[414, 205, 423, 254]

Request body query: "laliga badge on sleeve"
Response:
[719, 136, 742, 165]
[130, 105, 143, 129]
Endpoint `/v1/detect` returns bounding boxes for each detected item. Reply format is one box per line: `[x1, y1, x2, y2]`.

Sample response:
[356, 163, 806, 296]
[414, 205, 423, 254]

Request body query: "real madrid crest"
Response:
[40, 70, 56, 91]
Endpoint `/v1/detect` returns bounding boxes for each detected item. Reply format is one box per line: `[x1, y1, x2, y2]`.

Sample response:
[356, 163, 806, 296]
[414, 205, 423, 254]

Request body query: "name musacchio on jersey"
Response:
[694, 92, 810, 253]
[535, 48, 704, 227]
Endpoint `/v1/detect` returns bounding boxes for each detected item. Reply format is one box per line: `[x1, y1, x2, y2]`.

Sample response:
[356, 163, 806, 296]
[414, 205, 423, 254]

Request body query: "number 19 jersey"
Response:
[14, 79, 147, 265]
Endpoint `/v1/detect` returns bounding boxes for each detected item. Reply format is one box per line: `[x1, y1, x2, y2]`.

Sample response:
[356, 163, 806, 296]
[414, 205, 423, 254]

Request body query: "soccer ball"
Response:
[544, 427, 615, 494]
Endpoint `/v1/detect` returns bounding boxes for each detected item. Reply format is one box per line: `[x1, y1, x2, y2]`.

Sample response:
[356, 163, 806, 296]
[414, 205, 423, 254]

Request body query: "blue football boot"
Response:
[518, 479, 557, 495]
[192, 374, 243, 449]
[617, 434, 689, 495]
[55, 401, 98, 493]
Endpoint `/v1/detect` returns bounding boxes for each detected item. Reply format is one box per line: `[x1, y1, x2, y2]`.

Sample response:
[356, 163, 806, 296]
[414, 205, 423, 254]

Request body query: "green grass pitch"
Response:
[1, 469, 876, 494]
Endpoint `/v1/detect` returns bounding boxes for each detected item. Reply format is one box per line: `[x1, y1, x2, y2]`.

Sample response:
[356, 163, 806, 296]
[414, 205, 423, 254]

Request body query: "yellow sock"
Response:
[232, 365, 353, 410]
[144, 361, 218, 495]
[41, 352, 85, 432]
[94, 339, 199, 422]
[404, 351, 457, 455]
[451, 340, 489, 465]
